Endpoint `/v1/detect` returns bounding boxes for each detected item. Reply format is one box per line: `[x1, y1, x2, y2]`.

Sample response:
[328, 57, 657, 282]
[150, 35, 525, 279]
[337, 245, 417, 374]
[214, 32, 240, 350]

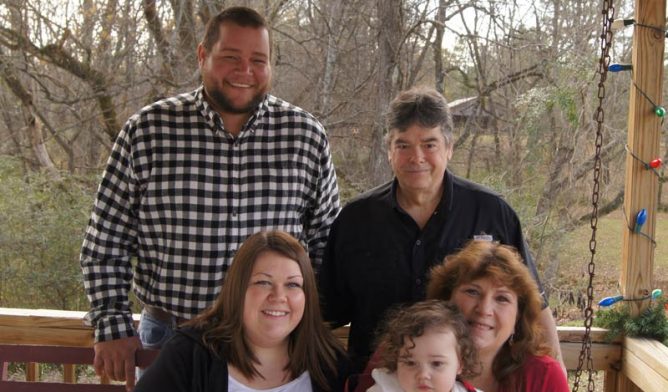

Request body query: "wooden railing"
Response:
[0, 344, 158, 391]
[1, 307, 666, 391]
[0, 307, 140, 388]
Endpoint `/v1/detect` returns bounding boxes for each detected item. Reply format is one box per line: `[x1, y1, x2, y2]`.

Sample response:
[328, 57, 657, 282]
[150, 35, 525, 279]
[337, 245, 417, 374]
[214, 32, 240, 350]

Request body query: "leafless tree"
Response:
[0, 0, 639, 264]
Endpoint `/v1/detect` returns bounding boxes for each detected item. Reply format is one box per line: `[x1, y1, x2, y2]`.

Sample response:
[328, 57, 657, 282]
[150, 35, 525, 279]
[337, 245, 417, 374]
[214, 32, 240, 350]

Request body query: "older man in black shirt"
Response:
[318, 87, 564, 373]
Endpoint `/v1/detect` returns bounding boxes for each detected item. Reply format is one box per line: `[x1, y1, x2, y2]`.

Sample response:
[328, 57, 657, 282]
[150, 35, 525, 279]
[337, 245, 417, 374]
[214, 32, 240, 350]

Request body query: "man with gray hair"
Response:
[319, 86, 563, 373]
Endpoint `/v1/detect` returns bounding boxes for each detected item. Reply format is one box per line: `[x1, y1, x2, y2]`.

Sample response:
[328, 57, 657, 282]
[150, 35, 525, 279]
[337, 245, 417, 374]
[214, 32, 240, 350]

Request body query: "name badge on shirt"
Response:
[473, 233, 494, 241]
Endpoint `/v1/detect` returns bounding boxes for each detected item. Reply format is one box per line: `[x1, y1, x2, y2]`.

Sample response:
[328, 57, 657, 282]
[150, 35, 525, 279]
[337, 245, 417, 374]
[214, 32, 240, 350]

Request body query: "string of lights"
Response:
[624, 144, 663, 176]
[620, 205, 656, 246]
[597, 18, 667, 309]
[598, 289, 663, 307]
[611, 18, 668, 37]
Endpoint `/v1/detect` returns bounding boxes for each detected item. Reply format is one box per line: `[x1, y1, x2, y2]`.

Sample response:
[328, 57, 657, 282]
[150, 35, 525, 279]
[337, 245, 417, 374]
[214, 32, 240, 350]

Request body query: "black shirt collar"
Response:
[389, 170, 453, 214]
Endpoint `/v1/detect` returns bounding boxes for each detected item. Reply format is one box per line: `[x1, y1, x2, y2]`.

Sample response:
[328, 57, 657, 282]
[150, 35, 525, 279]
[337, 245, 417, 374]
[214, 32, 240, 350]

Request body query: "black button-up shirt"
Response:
[319, 170, 542, 370]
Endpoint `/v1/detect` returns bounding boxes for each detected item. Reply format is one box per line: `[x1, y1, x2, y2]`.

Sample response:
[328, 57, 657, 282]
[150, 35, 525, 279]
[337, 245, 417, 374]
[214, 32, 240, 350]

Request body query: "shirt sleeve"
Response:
[80, 119, 141, 342]
[499, 198, 547, 306]
[304, 128, 340, 272]
[525, 355, 570, 392]
[318, 214, 351, 327]
[542, 364, 570, 392]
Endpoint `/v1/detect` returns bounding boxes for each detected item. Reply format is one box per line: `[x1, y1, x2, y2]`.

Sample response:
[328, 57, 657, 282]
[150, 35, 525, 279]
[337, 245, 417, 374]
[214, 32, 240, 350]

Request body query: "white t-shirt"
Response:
[228, 370, 312, 392]
[366, 368, 480, 392]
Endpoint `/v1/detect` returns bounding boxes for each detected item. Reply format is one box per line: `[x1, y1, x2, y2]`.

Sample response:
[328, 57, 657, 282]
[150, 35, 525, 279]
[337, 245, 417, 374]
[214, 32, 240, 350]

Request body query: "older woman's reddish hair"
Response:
[426, 240, 548, 388]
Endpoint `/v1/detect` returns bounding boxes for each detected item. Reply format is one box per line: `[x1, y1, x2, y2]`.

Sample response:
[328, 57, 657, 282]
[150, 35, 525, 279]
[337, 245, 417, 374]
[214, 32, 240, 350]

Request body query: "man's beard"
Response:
[208, 88, 265, 114]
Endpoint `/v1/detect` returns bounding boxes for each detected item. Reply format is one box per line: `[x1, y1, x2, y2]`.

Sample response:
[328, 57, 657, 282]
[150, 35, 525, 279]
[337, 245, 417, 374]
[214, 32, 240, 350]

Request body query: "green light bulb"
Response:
[655, 106, 666, 117]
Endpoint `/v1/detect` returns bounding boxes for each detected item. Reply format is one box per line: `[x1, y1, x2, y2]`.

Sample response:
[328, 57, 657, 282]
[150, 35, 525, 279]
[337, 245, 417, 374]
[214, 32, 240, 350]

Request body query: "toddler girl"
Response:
[367, 300, 480, 392]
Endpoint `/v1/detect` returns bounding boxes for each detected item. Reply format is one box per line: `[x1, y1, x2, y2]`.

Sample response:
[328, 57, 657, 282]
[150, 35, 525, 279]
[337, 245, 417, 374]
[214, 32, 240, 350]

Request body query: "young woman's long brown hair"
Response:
[427, 240, 549, 390]
[187, 230, 345, 390]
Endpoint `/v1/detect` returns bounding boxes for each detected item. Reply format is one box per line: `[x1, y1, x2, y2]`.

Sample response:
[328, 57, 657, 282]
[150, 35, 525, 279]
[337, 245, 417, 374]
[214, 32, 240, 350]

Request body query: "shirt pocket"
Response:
[255, 160, 310, 215]
[343, 248, 405, 299]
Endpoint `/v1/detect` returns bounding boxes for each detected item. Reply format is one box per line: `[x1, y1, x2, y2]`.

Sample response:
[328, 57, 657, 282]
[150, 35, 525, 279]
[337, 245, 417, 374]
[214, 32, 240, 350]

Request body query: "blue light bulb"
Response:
[608, 64, 633, 72]
[634, 209, 647, 233]
[599, 295, 624, 307]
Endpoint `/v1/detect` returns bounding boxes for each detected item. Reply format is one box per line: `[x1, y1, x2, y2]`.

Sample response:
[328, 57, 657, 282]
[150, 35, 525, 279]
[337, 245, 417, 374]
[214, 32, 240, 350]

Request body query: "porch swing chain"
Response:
[571, 0, 615, 391]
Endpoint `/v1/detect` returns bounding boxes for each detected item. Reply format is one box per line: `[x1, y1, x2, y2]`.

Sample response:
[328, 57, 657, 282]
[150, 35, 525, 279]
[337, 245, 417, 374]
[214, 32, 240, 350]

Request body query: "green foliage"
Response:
[0, 156, 98, 310]
[594, 298, 668, 347]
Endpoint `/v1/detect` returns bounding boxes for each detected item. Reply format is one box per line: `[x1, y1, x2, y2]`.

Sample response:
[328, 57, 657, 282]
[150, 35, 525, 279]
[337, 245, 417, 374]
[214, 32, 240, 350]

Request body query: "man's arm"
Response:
[304, 131, 341, 271]
[317, 215, 351, 329]
[539, 306, 567, 375]
[81, 122, 141, 390]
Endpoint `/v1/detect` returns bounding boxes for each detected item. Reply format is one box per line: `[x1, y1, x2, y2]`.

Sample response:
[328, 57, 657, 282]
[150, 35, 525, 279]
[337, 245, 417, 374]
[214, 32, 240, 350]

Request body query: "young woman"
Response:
[135, 231, 349, 392]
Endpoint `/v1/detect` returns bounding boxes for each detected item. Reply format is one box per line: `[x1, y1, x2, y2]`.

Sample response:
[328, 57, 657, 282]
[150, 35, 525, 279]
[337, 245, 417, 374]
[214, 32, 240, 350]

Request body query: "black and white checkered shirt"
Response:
[80, 87, 340, 342]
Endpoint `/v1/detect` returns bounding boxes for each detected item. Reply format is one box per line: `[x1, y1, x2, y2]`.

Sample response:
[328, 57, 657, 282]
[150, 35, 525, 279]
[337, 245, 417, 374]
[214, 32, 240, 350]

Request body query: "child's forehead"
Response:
[422, 325, 456, 338]
[400, 327, 459, 351]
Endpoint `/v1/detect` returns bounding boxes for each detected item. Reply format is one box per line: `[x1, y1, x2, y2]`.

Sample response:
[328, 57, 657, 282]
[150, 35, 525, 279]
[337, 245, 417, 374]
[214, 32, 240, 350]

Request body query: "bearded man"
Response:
[80, 7, 339, 390]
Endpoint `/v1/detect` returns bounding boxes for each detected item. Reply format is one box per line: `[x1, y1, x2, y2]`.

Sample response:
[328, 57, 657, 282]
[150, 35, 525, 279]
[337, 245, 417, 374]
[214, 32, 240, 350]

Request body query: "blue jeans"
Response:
[136, 309, 176, 378]
[138, 309, 176, 348]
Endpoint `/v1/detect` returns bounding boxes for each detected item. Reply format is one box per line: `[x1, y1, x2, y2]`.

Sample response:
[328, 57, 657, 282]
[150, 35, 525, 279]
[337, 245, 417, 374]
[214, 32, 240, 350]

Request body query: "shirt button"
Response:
[415, 278, 422, 285]
[416, 240, 422, 246]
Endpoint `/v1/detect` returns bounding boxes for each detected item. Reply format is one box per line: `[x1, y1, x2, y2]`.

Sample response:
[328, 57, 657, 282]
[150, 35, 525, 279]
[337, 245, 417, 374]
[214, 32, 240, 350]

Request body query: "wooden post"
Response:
[621, 0, 665, 319]
[63, 364, 76, 383]
[619, 0, 665, 391]
[605, 369, 619, 392]
[25, 362, 39, 381]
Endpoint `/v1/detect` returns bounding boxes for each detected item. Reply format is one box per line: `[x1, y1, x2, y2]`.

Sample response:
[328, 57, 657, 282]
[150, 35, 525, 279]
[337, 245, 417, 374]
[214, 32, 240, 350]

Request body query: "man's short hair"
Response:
[201, 6, 270, 52]
[384, 87, 454, 147]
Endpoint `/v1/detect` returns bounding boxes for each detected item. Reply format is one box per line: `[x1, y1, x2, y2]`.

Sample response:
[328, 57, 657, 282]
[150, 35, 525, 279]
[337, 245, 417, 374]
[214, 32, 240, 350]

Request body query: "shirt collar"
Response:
[243, 95, 268, 133]
[389, 170, 453, 213]
[195, 86, 269, 134]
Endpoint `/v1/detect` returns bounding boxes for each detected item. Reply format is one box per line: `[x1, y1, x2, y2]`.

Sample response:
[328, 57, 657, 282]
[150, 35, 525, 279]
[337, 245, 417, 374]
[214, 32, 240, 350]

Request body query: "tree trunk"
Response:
[0, 54, 59, 175]
[25, 114, 59, 176]
[143, 0, 176, 86]
[317, 0, 343, 118]
[368, 0, 402, 186]
[433, 0, 446, 94]
[0, 3, 62, 175]
[169, 0, 198, 73]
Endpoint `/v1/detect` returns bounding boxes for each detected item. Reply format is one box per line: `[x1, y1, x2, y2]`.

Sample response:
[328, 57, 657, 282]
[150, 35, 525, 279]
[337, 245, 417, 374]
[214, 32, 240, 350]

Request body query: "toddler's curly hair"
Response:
[376, 299, 479, 379]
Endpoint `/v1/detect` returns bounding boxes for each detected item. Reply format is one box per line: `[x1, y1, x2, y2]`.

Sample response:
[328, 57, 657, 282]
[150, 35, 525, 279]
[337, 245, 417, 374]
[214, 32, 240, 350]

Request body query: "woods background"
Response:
[0, 0, 658, 315]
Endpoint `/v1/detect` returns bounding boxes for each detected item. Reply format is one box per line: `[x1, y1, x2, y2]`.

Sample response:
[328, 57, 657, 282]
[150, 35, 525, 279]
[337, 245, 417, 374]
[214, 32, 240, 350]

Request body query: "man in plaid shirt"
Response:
[80, 7, 339, 390]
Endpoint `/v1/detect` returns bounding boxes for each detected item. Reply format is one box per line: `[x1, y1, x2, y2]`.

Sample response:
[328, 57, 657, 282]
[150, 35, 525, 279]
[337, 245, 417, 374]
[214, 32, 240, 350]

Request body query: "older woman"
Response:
[427, 240, 568, 392]
[135, 231, 349, 392]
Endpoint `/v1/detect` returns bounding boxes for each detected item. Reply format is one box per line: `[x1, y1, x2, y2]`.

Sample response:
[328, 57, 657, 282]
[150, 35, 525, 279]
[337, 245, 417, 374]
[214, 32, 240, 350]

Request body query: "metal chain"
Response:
[571, 1, 615, 391]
